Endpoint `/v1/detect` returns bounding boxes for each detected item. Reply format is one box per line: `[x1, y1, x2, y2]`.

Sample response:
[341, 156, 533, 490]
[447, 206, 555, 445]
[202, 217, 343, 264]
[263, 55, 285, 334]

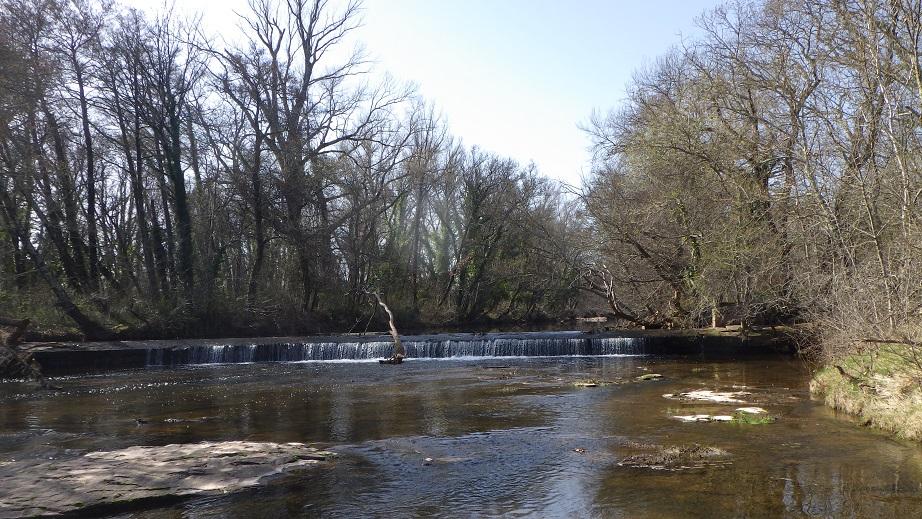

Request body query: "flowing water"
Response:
[141, 332, 649, 366]
[2, 353, 921, 517]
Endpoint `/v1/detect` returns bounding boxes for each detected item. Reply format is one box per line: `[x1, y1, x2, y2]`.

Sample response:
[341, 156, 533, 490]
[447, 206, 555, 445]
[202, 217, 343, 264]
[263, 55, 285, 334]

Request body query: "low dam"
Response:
[20, 329, 793, 375]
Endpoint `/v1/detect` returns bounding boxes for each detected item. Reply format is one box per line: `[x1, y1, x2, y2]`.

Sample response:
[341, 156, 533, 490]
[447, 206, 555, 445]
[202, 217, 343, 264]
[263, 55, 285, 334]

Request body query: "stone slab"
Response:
[0, 441, 333, 518]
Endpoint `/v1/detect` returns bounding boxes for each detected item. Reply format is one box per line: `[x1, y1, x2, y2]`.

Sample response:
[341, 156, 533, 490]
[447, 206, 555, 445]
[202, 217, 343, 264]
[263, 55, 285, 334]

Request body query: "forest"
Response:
[582, 0, 922, 369]
[0, 0, 585, 339]
[2, 0, 922, 371]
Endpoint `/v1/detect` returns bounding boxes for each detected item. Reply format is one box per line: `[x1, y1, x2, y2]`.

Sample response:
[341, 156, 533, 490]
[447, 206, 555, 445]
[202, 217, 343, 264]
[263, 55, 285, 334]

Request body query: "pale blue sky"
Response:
[128, 0, 722, 184]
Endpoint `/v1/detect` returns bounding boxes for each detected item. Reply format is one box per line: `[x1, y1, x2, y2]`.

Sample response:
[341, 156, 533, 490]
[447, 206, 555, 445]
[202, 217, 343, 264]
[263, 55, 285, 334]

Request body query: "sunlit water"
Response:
[1, 356, 921, 517]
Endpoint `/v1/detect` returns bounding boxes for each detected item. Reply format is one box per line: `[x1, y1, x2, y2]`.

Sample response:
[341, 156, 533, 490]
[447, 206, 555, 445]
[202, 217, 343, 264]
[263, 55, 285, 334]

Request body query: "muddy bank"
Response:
[13, 328, 796, 375]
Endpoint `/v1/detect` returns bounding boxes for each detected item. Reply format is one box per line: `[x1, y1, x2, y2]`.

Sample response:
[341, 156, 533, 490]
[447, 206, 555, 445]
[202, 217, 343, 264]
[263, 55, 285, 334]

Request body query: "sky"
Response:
[126, 0, 721, 185]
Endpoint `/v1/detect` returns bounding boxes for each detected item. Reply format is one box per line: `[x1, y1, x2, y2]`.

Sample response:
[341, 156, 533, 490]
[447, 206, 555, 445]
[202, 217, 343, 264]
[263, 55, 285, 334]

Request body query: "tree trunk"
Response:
[43, 103, 90, 288]
[247, 132, 265, 303]
[0, 190, 110, 339]
[27, 114, 83, 289]
[168, 113, 195, 293]
[76, 62, 100, 289]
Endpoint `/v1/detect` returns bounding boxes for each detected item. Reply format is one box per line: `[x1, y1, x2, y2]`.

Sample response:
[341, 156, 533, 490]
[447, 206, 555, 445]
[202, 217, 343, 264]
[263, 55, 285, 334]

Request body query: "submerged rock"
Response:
[732, 411, 777, 424]
[663, 389, 751, 403]
[619, 443, 730, 470]
[673, 409, 776, 425]
[636, 373, 663, 381]
[672, 414, 734, 423]
[673, 414, 710, 422]
[574, 381, 600, 387]
[162, 416, 220, 424]
[0, 441, 334, 518]
[735, 407, 767, 414]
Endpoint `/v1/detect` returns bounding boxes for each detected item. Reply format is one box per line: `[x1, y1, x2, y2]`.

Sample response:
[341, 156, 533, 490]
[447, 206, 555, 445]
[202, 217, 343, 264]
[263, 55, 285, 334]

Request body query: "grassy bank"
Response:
[810, 348, 922, 441]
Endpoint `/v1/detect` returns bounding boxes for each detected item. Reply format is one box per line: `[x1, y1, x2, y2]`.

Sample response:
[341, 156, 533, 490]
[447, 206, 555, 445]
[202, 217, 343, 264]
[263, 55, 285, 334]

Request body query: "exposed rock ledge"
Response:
[0, 441, 334, 518]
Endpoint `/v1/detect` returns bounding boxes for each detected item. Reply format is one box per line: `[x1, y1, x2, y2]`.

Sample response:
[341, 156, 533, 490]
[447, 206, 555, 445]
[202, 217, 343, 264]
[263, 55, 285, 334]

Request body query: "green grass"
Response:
[811, 347, 922, 441]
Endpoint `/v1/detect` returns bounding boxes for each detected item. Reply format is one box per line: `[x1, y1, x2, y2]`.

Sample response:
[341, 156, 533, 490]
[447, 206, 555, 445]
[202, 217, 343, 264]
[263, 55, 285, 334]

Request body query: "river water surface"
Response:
[2, 356, 921, 517]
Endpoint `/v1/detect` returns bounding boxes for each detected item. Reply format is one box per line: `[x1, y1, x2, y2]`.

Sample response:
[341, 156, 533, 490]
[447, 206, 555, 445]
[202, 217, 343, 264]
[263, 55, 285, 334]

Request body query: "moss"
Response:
[811, 350, 922, 441]
[731, 412, 776, 425]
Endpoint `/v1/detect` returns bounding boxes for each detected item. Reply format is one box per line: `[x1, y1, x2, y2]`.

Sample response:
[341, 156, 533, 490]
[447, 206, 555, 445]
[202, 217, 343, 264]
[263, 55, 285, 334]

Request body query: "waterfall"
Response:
[144, 334, 647, 367]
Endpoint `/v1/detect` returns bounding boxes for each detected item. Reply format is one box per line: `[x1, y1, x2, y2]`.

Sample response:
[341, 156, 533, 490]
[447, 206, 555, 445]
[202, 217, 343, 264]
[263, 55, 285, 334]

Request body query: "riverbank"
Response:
[810, 348, 922, 441]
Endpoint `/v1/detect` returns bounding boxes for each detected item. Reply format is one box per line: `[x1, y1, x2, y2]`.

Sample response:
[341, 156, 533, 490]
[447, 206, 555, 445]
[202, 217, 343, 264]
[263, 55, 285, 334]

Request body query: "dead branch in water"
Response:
[0, 317, 48, 386]
[363, 287, 405, 363]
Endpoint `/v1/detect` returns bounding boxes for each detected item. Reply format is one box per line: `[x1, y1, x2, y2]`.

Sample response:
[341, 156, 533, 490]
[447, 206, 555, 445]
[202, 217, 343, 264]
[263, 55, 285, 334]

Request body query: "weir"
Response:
[144, 335, 647, 366]
[23, 330, 789, 375]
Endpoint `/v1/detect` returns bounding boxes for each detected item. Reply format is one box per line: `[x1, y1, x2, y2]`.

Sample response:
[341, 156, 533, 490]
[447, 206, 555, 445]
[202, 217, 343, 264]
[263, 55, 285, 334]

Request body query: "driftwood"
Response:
[0, 316, 30, 345]
[0, 317, 46, 385]
[365, 288, 405, 364]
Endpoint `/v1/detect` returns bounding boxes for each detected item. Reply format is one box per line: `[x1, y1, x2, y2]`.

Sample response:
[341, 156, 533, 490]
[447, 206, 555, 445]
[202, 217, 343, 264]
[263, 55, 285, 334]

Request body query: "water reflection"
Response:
[1, 357, 921, 517]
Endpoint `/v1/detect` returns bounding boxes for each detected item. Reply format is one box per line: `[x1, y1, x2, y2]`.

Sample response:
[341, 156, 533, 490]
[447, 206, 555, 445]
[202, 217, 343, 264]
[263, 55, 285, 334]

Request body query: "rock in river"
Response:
[618, 443, 730, 470]
[672, 414, 734, 423]
[662, 389, 751, 403]
[0, 441, 334, 518]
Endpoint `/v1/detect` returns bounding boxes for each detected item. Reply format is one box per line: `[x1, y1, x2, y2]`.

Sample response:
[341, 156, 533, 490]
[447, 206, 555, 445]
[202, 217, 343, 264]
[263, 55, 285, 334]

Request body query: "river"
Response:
[1, 354, 920, 517]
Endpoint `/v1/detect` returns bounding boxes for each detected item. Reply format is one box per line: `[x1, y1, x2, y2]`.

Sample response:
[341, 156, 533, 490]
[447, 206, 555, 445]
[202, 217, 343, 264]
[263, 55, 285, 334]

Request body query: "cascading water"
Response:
[144, 334, 648, 367]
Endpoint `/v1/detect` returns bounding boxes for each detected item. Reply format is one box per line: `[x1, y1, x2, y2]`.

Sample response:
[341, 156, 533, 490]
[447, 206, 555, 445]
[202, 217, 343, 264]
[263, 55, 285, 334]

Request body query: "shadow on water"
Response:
[2, 355, 922, 517]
